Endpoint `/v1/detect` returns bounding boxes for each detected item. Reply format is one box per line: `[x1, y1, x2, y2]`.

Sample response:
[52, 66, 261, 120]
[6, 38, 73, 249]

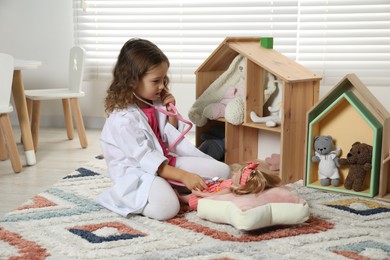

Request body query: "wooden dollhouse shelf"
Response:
[195, 37, 321, 184]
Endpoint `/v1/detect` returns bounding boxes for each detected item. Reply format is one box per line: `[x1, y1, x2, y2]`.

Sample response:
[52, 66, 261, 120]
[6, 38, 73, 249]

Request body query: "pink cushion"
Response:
[196, 186, 309, 231]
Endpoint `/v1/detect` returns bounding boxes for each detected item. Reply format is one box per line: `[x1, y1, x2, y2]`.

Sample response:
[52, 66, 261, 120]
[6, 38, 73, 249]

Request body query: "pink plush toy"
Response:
[189, 55, 277, 127]
[265, 153, 281, 171]
[202, 74, 245, 125]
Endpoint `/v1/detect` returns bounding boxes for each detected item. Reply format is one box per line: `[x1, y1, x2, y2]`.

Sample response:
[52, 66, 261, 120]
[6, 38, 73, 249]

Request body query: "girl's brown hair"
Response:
[104, 38, 170, 114]
[231, 168, 281, 195]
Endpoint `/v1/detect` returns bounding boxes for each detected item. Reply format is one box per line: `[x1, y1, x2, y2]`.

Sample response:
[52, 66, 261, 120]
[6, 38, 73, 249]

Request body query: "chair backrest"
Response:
[0, 53, 14, 113]
[69, 46, 86, 93]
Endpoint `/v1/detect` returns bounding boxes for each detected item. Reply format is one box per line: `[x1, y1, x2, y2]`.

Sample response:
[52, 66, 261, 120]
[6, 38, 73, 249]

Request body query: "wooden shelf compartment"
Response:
[306, 91, 382, 197]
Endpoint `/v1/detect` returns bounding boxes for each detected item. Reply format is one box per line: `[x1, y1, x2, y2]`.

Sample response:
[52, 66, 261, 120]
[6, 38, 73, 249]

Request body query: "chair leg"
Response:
[62, 98, 74, 140]
[0, 114, 22, 173]
[21, 98, 34, 145]
[22, 98, 34, 146]
[0, 126, 7, 161]
[70, 98, 88, 148]
[31, 100, 41, 152]
[26, 98, 33, 120]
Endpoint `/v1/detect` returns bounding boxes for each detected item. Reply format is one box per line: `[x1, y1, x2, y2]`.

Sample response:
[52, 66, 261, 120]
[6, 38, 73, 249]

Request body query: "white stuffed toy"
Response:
[250, 74, 282, 128]
[250, 102, 281, 127]
[189, 55, 246, 126]
[202, 69, 245, 125]
[312, 136, 341, 186]
[189, 55, 277, 126]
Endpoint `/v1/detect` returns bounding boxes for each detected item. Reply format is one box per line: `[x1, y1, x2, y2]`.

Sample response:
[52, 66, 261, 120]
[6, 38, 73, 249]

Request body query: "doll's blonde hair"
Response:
[230, 167, 281, 195]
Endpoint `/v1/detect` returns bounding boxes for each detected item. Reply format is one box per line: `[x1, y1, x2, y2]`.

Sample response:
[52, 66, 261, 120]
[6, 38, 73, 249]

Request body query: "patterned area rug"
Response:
[1, 159, 390, 260]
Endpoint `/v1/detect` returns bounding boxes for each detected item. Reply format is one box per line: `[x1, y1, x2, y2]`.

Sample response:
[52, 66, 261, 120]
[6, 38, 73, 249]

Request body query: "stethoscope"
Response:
[133, 92, 193, 153]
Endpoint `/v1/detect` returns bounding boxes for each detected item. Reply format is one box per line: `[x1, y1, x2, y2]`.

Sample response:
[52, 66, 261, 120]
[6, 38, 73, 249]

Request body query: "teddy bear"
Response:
[339, 142, 372, 192]
[311, 135, 341, 186]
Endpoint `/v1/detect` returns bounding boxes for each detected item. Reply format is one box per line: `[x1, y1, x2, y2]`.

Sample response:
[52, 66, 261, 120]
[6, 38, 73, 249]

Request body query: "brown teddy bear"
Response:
[339, 142, 373, 192]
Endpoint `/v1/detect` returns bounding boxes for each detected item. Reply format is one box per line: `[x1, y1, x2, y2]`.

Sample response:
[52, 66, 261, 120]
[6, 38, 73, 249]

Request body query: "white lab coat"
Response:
[96, 101, 209, 216]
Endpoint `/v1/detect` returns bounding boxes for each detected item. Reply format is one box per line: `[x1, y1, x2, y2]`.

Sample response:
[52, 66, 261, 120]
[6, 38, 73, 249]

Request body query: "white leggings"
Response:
[141, 156, 230, 220]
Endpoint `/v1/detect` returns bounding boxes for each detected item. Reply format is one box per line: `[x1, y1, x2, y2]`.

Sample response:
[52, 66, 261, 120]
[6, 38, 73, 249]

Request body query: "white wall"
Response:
[0, 0, 107, 129]
[1, 1, 389, 132]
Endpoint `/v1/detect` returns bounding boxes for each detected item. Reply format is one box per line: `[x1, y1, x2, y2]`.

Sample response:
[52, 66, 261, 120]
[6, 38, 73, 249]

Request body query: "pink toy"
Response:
[265, 153, 280, 171]
[202, 82, 245, 122]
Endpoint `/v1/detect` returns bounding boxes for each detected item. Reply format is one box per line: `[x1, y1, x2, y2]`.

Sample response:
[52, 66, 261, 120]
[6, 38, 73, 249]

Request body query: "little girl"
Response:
[96, 38, 231, 220]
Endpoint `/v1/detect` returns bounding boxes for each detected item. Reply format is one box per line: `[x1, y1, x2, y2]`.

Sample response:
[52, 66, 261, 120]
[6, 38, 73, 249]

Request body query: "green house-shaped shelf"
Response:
[305, 74, 390, 200]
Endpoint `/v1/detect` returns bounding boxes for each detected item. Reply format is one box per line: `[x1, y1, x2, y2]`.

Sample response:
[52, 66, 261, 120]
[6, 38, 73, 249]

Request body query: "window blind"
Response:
[73, 0, 390, 88]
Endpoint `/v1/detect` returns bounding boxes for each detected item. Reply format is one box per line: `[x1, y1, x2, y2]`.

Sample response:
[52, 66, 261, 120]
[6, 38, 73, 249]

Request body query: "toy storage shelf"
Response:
[195, 37, 322, 184]
[305, 74, 390, 201]
[306, 91, 382, 197]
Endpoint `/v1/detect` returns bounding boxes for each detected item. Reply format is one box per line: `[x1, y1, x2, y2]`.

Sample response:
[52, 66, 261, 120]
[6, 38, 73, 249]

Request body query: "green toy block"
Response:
[260, 37, 273, 49]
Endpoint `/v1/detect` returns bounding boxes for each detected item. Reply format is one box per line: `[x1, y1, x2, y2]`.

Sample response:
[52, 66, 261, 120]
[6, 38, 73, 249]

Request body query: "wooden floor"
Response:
[0, 128, 103, 216]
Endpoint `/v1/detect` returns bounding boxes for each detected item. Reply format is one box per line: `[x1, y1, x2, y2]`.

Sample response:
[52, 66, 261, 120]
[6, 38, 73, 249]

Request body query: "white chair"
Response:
[24, 46, 88, 151]
[0, 53, 22, 173]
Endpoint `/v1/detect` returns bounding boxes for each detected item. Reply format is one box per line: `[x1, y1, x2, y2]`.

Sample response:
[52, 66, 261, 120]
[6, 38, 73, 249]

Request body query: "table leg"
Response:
[12, 70, 36, 166]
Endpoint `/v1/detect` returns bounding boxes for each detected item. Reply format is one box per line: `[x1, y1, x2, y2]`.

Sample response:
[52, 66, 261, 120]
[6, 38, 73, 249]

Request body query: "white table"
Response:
[12, 59, 42, 166]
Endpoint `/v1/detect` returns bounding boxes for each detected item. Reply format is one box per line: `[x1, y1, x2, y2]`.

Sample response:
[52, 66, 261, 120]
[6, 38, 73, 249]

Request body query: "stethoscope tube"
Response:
[133, 92, 193, 153]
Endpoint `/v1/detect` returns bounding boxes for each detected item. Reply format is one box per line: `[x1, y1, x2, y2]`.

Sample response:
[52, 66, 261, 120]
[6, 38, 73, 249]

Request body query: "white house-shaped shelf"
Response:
[305, 74, 390, 200]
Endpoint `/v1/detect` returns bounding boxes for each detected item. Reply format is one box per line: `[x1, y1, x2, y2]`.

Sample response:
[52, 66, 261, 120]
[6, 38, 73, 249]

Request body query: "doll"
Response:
[179, 161, 282, 210]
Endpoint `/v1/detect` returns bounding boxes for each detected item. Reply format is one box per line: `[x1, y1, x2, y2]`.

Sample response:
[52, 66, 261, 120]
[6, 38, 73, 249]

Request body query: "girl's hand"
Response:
[160, 90, 178, 128]
[160, 90, 176, 108]
[181, 172, 208, 191]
